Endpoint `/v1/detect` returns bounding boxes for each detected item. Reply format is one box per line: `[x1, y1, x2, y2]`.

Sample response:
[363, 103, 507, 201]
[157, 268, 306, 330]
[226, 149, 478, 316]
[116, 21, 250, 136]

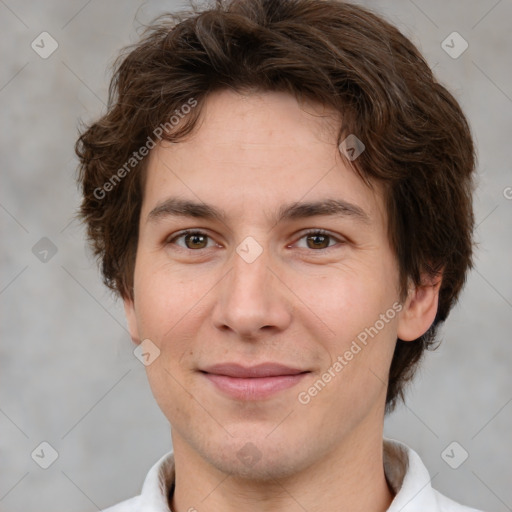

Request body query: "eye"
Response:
[166, 229, 344, 252]
[166, 230, 218, 250]
[293, 229, 344, 250]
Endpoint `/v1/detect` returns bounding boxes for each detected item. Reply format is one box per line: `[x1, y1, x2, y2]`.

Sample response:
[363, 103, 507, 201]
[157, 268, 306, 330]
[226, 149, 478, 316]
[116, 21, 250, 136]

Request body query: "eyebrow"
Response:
[147, 197, 370, 225]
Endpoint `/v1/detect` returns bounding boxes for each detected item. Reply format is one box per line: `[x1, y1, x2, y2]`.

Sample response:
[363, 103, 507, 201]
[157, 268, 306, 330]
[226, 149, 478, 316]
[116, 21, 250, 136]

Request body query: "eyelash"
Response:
[166, 229, 344, 252]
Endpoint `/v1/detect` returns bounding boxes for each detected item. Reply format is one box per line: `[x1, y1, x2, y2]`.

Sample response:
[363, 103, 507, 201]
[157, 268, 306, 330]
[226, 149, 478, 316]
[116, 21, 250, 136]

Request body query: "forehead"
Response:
[141, 89, 386, 228]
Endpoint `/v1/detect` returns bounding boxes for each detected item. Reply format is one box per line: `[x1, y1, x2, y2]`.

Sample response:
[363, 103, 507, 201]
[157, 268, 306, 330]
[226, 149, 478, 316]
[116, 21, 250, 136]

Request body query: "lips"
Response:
[200, 363, 310, 400]
[202, 363, 307, 378]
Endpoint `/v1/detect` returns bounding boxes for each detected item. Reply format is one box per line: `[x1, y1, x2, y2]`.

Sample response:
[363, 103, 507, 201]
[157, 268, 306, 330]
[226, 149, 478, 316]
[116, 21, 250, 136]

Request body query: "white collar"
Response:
[104, 438, 481, 511]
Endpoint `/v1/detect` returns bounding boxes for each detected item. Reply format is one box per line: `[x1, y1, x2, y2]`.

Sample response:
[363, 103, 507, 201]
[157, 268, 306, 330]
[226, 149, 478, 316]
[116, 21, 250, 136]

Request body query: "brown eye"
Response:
[306, 233, 331, 249]
[294, 230, 342, 250]
[168, 231, 214, 250]
[184, 232, 208, 249]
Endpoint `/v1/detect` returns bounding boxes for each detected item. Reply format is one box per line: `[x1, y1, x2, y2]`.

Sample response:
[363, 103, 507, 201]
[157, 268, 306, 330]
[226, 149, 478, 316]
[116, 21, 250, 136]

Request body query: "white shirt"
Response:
[102, 439, 483, 512]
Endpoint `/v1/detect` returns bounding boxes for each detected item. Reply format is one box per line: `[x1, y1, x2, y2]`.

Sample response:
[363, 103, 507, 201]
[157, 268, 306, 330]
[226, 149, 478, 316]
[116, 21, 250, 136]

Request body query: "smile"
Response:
[200, 363, 310, 400]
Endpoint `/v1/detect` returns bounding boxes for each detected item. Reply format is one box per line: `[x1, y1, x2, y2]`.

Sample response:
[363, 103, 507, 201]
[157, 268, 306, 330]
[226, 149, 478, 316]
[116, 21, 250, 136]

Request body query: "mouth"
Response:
[199, 363, 310, 400]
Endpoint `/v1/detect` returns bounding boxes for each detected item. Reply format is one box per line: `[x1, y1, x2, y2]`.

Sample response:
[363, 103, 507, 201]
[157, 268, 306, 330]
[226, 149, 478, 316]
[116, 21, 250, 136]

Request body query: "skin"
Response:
[124, 89, 441, 512]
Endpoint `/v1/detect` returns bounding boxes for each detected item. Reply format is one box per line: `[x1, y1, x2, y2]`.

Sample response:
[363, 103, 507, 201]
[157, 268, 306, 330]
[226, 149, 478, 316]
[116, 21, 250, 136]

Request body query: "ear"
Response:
[397, 271, 443, 341]
[123, 296, 141, 345]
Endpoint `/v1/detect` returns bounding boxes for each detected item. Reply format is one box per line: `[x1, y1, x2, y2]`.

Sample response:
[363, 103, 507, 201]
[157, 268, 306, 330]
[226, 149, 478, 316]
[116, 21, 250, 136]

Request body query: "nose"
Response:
[211, 241, 293, 339]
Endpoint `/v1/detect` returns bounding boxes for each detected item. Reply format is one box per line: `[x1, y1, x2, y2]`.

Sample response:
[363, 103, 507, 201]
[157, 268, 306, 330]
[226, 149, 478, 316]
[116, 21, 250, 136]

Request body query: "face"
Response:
[125, 89, 416, 479]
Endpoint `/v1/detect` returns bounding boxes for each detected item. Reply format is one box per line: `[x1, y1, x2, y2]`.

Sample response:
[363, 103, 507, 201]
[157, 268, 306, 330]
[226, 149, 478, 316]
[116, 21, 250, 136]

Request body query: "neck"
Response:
[169, 422, 394, 512]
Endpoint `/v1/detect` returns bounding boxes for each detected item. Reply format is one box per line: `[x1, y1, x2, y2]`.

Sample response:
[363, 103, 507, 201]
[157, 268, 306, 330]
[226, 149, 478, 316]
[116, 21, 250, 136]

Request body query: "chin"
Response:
[211, 447, 305, 481]
[198, 429, 317, 481]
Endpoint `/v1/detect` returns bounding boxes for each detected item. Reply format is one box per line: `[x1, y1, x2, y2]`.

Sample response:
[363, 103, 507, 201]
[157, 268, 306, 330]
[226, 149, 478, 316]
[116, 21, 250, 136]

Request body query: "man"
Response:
[75, 0, 480, 510]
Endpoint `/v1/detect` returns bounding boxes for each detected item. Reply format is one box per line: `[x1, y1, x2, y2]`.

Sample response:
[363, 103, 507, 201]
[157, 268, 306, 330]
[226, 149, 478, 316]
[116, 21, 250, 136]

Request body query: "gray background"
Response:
[1, 0, 511, 511]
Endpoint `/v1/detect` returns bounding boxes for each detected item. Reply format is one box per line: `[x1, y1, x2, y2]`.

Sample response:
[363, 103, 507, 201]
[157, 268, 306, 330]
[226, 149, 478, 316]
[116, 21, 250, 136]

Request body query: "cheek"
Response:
[291, 263, 390, 340]
[133, 261, 200, 420]
[296, 260, 399, 384]
[133, 255, 207, 338]
[132, 256, 216, 402]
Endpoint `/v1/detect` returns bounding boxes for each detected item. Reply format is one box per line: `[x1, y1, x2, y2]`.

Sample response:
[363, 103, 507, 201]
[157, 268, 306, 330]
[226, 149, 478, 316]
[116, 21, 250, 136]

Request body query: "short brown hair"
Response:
[75, 0, 476, 411]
